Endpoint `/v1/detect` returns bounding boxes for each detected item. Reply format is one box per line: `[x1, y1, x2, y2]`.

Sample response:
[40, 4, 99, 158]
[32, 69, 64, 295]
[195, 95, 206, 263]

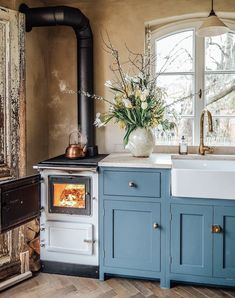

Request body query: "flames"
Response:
[53, 184, 85, 208]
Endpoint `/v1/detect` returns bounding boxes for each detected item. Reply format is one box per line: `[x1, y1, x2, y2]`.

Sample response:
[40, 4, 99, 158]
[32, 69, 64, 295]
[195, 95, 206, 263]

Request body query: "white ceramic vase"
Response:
[125, 127, 154, 157]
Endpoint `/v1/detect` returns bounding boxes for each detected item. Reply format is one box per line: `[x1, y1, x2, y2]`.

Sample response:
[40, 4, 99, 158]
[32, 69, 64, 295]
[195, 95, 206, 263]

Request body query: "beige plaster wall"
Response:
[24, 25, 49, 174]
[19, 0, 49, 174]
[47, 26, 77, 157]
[45, 0, 235, 156]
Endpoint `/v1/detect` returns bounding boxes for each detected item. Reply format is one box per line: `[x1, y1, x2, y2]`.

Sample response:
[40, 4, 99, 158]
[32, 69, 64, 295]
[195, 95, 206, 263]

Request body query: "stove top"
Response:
[37, 154, 107, 168]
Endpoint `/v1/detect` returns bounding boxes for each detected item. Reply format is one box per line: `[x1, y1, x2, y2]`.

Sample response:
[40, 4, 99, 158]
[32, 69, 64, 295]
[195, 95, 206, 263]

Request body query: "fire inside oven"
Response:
[48, 176, 91, 215]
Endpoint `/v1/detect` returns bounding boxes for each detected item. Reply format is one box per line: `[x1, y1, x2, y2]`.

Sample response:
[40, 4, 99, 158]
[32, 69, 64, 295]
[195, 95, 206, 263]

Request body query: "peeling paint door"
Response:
[0, 6, 26, 279]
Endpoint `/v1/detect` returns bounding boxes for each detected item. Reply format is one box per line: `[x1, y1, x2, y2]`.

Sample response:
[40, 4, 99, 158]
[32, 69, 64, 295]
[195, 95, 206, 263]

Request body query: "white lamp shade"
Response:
[197, 15, 230, 37]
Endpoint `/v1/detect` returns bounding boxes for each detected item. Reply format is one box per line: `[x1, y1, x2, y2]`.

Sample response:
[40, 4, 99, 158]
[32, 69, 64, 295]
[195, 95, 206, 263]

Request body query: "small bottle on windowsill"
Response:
[179, 136, 188, 155]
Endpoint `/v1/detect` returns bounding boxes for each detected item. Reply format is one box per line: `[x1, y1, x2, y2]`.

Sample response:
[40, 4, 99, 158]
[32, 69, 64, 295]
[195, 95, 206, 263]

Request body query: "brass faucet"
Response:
[199, 109, 214, 155]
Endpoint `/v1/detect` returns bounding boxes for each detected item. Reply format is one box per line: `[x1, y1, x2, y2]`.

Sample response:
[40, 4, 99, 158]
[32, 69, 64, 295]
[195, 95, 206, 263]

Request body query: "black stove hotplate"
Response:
[38, 154, 107, 167]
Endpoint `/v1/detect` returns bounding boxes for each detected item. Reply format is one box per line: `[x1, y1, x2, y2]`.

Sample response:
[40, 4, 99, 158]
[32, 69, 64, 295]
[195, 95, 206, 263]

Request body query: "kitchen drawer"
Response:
[103, 170, 161, 198]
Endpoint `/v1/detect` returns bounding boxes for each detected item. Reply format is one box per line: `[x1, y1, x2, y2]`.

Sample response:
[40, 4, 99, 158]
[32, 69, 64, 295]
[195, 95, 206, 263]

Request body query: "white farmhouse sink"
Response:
[171, 158, 235, 199]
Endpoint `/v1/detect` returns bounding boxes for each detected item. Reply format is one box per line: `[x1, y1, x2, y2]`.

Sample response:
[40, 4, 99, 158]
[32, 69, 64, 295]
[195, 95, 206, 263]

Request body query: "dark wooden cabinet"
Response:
[0, 175, 40, 233]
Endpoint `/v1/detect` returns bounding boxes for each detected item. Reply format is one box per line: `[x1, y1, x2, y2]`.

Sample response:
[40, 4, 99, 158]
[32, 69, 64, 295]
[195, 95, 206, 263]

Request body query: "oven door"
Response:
[0, 175, 41, 233]
[48, 175, 91, 215]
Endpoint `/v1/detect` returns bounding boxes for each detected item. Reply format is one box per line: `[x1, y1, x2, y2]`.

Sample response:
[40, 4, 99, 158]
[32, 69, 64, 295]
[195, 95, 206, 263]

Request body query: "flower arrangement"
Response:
[94, 75, 168, 145]
[80, 40, 174, 145]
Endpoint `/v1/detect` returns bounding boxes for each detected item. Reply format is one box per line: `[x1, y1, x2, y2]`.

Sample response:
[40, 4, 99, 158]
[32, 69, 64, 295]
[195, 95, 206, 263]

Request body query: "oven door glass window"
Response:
[49, 176, 91, 215]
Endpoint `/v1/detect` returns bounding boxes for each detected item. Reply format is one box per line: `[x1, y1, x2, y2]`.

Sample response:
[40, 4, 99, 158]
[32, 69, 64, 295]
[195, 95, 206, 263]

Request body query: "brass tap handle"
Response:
[205, 146, 214, 154]
[212, 225, 222, 233]
[208, 147, 214, 154]
[153, 223, 159, 229]
[128, 181, 136, 188]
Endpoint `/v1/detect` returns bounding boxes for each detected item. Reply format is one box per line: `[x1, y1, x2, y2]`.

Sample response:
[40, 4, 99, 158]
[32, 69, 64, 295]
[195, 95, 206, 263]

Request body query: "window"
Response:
[152, 20, 235, 146]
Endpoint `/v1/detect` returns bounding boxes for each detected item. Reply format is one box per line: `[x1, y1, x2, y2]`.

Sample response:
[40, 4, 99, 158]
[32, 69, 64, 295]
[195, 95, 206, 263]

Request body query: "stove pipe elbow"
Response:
[19, 4, 97, 154]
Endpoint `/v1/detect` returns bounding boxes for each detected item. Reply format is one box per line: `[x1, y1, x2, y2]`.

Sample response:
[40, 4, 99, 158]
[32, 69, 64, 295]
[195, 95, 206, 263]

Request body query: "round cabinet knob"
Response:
[212, 225, 222, 233]
[128, 181, 136, 188]
[153, 223, 159, 229]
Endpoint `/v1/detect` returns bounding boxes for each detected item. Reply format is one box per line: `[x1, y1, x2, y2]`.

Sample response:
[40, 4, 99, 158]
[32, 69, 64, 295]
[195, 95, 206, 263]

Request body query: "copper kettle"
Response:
[65, 130, 87, 159]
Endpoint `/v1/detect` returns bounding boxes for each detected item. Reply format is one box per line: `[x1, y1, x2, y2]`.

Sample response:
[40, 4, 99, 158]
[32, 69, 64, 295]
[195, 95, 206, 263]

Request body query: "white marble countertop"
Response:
[98, 153, 235, 169]
[98, 153, 172, 169]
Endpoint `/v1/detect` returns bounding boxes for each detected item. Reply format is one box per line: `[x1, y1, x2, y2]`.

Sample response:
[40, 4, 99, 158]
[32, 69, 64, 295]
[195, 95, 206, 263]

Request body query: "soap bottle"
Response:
[179, 136, 188, 155]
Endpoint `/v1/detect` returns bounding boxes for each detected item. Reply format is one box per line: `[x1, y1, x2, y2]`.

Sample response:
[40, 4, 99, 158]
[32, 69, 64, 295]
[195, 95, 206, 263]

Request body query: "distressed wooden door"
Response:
[0, 5, 26, 279]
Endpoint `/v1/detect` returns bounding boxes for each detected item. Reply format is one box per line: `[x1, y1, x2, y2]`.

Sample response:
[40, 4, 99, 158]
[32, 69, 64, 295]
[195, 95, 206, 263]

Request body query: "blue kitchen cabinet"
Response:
[103, 200, 161, 272]
[170, 204, 213, 276]
[99, 166, 235, 288]
[214, 206, 235, 279]
[99, 167, 170, 285]
[169, 201, 235, 287]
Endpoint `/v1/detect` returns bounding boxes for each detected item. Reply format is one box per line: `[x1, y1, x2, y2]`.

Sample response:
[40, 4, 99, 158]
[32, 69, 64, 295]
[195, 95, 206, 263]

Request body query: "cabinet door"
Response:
[171, 204, 213, 276]
[104, 200, 161, 272]
[214, 206, 235, 278]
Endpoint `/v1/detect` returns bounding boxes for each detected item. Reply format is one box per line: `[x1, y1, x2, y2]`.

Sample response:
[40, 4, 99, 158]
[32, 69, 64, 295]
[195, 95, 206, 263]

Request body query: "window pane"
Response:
[157, 75, 194, 116]
[205, 118, 235, 146]
[156, 30, 193, 73]
[155, 117, 193, 145]
[205, 73, 235, 116]
[205, 33, 235, 71]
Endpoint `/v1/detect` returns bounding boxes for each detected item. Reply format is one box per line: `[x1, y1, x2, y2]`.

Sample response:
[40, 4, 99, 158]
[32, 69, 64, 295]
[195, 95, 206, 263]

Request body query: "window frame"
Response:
[151, 18, 235, 146]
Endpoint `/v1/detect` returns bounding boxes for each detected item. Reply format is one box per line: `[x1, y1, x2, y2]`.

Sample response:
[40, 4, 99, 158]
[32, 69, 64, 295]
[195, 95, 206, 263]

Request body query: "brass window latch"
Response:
[211, 225, 222, 233]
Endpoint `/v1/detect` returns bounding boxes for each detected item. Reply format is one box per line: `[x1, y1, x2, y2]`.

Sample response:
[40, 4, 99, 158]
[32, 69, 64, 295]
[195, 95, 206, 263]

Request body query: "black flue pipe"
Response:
[20, 4, 97, 155]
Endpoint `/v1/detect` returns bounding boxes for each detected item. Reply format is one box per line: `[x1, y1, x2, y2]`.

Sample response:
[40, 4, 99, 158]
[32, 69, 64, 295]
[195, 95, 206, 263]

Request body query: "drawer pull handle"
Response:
[128, 181, 136, 188]
[153, 223, 159, 229]
[212, 225, 222, 233]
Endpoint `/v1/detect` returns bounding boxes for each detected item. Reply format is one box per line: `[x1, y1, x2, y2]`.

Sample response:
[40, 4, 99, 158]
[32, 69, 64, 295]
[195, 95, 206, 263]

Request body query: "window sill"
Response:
[153, 145, 235, 155]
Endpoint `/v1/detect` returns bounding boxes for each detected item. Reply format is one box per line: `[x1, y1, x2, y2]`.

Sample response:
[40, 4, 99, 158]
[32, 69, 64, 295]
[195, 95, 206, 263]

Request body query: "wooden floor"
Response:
[1, 273, 235, 298]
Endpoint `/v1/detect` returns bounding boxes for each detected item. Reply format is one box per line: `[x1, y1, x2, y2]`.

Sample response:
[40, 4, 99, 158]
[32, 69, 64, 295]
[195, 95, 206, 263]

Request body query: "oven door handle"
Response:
[83, 239, 96, 244]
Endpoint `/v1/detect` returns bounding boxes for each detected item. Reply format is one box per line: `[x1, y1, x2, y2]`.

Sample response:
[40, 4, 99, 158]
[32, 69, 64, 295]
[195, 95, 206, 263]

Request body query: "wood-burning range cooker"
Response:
[37, 155, 106, 278]
[0, 154, 106, 278]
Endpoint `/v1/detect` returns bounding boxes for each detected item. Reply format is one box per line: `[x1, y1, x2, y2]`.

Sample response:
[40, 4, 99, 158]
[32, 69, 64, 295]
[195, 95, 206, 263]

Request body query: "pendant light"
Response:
[197, 0, 229, 37]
